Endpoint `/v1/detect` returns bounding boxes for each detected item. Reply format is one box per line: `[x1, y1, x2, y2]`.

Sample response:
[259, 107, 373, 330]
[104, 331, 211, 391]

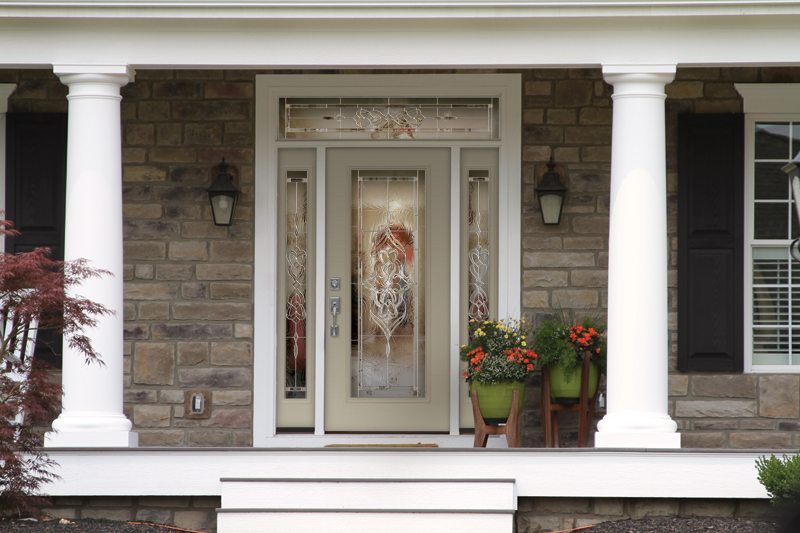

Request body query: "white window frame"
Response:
[253, 74, 521, 445]
[738, 83, 800, 373]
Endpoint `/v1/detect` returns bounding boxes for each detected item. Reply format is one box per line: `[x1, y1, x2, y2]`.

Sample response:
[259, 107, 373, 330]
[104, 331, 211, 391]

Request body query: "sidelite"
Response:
[468, 170, 490, 322]
[352, 169, 425, 398]
[285, 171, 308, 398]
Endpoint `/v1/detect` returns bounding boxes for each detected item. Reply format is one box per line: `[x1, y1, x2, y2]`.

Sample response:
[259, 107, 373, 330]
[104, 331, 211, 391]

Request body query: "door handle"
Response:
[330, 296, 341, 337]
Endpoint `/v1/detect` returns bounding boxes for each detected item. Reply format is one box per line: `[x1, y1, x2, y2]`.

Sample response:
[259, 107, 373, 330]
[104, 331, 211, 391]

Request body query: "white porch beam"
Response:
[595, 65, 680, 449]
[0, 82, 15, 252]
[44, 65, 137, 448]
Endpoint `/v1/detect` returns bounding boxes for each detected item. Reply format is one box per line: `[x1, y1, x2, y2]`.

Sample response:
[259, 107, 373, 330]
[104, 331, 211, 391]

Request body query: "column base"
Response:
[46, 412, 138, 447]
[595, 411, 680, 448]
[44, 430, 138, 448]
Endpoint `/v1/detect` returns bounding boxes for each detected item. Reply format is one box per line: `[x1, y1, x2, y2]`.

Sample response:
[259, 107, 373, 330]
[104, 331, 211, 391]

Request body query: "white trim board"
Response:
[43, 448, 774, 500]
[254, 74, 521, 445]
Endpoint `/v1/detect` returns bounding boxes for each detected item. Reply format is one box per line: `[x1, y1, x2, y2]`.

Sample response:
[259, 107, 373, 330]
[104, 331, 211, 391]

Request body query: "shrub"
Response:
[0, 220, 111, 517]
[755, 452, 800, 508]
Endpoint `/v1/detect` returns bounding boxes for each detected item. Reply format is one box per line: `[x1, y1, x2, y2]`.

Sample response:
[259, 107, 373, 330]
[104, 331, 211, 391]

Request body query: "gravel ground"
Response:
[0, 516, 789, 532]
[0, 519, 208, 532]
[584, 516, 780, 533]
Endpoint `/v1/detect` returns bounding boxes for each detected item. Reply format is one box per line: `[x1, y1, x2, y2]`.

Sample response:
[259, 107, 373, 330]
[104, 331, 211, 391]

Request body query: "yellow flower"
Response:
[521, 341, 527, 347]
[504, 335, 509, 339]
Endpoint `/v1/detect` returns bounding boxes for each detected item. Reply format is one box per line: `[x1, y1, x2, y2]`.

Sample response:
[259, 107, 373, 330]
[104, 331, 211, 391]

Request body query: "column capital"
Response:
[602, 64, 676, 97]
[53, 64, 135, 87]
[0, 84, 16, 114]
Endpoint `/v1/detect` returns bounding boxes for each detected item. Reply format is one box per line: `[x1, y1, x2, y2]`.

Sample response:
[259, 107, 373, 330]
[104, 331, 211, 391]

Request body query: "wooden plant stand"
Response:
[470, 388, 521, 448]
[541, 352, 596, 448]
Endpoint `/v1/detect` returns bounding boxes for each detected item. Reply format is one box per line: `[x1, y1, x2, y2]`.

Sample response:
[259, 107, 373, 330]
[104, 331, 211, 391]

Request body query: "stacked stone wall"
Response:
[48, 496, 218, 532]
[515, 497, 773, 532]
[4, 66, 800, 448]
[518, 67, 800, 448]
[45, 495, 774, 533]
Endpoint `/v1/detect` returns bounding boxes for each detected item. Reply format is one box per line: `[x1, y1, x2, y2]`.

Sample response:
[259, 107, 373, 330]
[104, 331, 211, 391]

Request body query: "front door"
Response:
[325, 148, 451, 431]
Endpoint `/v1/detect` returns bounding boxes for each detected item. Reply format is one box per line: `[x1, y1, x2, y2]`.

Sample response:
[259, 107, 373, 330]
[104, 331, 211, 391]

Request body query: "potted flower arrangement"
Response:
[532, 317, 606, 402]
[460, 318, 537, 422]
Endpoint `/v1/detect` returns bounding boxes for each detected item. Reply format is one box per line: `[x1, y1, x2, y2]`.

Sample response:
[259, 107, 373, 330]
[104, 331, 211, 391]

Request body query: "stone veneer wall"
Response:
[48, 496, 219, 532]
[514, 67, 800, 448]
[3, 67, 800, 448]
[44, 495, 774, 533]
[515, 497, 774, 532]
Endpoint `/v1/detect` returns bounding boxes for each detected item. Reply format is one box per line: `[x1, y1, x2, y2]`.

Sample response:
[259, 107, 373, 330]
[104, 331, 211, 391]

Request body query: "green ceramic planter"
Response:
[471, 381, 526, 423]
[548, 359, 599, 402]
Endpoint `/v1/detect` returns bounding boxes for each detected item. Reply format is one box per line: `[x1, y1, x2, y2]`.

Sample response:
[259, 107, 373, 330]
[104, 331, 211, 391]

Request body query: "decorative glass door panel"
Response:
[353, 169, 425, 398]
[326, 148, 450, 431]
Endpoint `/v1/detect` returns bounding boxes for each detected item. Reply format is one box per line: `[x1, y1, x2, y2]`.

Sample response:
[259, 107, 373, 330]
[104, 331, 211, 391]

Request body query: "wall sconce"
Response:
[207, 158, 240, 226]
[535, 155, 568, 225]
[780, 153, 800, 262]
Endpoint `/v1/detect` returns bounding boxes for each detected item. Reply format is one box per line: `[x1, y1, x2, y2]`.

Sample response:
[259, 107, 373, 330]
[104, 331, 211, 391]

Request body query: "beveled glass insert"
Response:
[280, 97, 498, 141]
[352, 169, 425, 397]
[285, 170, 308, 398]
[467, 170, 490, 323]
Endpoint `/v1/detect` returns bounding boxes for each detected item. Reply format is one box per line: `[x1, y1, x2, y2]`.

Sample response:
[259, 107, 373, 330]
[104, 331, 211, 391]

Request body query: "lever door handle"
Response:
[330, 296, 341, 337]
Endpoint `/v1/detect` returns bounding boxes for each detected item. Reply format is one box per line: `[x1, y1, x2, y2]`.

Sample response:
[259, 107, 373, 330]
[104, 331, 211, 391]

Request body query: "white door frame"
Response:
[253, 74, 521, 445]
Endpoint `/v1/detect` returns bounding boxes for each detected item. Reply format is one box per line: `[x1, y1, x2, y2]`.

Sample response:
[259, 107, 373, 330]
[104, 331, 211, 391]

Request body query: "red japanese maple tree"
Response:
[0, 220, 111, 517]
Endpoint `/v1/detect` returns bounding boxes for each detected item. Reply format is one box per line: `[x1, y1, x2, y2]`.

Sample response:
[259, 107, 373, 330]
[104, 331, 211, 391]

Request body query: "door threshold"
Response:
[262, 434, 511, 448]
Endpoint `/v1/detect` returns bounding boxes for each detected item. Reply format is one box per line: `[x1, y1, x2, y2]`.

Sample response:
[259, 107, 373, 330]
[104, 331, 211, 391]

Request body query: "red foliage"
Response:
[0, 220, 112, 517]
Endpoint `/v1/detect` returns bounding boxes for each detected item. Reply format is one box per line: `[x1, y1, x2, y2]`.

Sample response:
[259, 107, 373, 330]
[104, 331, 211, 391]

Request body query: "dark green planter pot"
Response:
[548, 360, 599, 403]
[471, 381, 526, 423]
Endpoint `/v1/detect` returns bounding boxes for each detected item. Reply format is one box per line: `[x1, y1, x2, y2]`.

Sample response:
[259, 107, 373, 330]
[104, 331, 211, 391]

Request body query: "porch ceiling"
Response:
[44, 447, 773, 500]
[3, 0, 800, 20]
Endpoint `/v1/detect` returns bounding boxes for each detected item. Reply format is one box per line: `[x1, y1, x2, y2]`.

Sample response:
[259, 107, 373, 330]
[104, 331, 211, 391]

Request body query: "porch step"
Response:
[217, 478, 517, 533]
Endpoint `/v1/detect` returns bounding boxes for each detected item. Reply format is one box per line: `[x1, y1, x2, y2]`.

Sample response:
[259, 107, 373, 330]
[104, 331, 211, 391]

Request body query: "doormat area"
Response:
[323, 443, 439, 448]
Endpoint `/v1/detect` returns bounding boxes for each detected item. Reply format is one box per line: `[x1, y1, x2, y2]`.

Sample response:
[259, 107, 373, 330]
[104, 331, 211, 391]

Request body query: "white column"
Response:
[0, 83, 16, 252]
[45, 65, 137, 448]
[595, 65, 680, 449]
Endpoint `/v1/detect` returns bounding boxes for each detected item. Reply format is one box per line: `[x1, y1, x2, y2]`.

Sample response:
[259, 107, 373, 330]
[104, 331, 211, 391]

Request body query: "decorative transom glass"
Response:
[751, 122, 800, 366]
[280, 97, 499, 141]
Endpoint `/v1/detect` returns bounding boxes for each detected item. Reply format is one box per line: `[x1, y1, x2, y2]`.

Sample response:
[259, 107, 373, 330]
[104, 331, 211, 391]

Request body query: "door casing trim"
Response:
[254, 74, 521, 445]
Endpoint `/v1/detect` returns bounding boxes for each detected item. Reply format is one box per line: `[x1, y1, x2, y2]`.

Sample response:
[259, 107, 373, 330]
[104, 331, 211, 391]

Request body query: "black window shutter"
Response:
[5, 112, 68, 366]
[677, 114, 744, 372]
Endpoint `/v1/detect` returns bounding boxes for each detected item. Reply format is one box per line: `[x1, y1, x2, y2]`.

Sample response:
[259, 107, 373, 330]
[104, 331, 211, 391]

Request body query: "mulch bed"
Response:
[580, 516, 779, 533]
[0, 515, 789, 532]
[0, 519, 208, 533]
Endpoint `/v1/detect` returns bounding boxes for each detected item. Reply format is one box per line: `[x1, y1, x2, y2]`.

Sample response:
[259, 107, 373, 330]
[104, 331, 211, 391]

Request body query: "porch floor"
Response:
[43, 446, 773, 501]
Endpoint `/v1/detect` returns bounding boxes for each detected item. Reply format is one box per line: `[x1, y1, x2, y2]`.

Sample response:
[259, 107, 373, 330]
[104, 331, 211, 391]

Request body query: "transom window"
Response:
[278, 97, 499, 141]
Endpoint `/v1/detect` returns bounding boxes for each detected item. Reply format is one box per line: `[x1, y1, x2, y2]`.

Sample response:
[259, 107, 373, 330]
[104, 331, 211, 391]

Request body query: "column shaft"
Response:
[45, 66, 137, 448]
[595, 65, 680, 449]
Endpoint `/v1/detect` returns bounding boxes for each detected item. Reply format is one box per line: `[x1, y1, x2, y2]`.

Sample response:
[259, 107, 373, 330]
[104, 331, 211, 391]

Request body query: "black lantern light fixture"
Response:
[780, 153, 800, 262]
[207, 158, 240, 226]
[535, 155, 568, 225]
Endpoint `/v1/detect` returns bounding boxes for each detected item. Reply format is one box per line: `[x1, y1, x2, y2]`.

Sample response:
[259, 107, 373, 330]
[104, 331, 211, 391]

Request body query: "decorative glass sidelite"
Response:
[468, 170, 490, 322]
[285, 171, 308, 397]
[751, 122, 800, 366]
[280, 97, 499, 141]
[352, 169, 425, 397]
